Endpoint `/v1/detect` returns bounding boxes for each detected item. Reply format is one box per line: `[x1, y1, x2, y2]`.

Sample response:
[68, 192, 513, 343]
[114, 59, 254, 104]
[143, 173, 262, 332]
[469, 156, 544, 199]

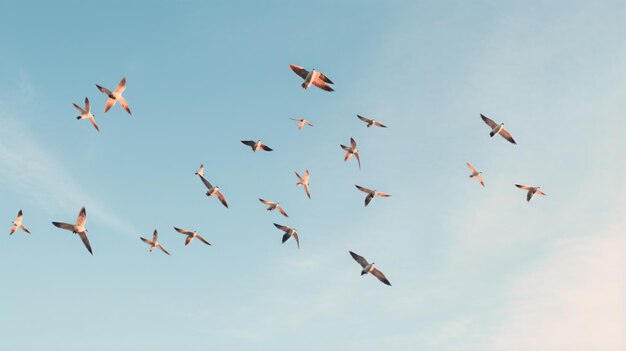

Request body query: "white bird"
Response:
[173, 227, 211, 246]
[515, 184, 547, 202]
[96, 76, 132, 115]
[273, 223, 299, 249]
[355, 185, 391, 207]
[341, 137, 361, 169]
[349, 251, 391, 286]
[290, 118, 314, 130]
[199, 175, 229, 208]
[466, 162, 485, 188]
[195, 164, 204, 177]
[259, 199, 288, 217]
[241, 140, 273, 152]
[480, 114, 516, 144]
[140, 230, 171, 255]
[72, 97, 99, 132]
[9, 210, 30, 235]
[295, 169, 311, 199]
[51, 207, 92, 255]
[357, 115, 387, 128]
[289, 64, 334, 92]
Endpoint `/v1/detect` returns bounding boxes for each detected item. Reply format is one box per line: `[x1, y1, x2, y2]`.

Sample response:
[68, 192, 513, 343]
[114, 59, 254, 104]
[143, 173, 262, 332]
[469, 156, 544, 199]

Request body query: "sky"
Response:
[0, 1, 624, 350]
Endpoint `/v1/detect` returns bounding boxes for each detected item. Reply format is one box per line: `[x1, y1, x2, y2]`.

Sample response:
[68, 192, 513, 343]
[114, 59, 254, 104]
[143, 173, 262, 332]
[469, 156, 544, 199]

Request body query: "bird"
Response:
[195, 164, 204, 177]
[341, 137, 361, 169]
[290, 118, 314, 130]
[273, 223, 299, 249]
[140, 230, 171, 255]
[480, 114, 516, 144]
[355, 185, 392, 207]
[199, 175, 229, 208]
[515, 184, 547, 202]
[173, 227, 211, 246]
[357, 115, 387, 128]
[72, 97, 99, 132]
[259, 199, 288, 217]
[51, 207, 93, 255]
[241, 140, 273, 152]
[466, 162, 485, 187]
[288, 64, 334, 92]
[96, 76, 132, 115]
[295, 169, 311, 199]
[9, 210, 30, 235]
[349, 251, 391, 286]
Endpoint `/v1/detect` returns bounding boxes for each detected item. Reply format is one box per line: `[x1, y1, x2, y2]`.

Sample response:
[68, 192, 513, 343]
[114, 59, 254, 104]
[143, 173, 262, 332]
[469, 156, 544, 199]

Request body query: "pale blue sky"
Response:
[0, 1, 624, 350]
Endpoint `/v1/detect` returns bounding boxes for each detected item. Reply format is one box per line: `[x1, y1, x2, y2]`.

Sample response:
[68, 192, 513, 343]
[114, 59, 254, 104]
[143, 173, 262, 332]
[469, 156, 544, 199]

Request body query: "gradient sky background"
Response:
[0, 1, 624, 350]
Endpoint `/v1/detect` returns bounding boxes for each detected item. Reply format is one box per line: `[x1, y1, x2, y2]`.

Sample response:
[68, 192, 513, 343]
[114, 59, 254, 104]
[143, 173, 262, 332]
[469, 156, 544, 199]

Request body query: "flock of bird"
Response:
[6, 64, 547, 287]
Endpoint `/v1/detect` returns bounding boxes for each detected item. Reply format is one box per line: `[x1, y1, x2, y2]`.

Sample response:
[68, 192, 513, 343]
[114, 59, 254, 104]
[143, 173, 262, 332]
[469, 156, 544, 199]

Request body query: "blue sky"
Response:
[0, 1, 624, 350]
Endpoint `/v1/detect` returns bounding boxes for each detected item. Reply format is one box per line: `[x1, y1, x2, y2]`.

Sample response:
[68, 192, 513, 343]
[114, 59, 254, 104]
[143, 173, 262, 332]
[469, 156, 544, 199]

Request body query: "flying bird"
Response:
[9, 210, 30, 235]
[72, 97, 99, 132]
[289, 64, 334, 92]
[349, 251, 391, 286]
[96, 76, 132, 115]
[355, 185, 391, 207]
[199, 175, 229, 208]
[195, 164, 204, 177]
[295, 169, 311, 199]
[341, 137, 361, 169]
[466, 162, 484, 187]
[273, 223, 299, 249]
[51, 207, 93, 255]
[241, 140, 273, 152]
[173, 227, 211, 246]
[357, 115, 387, 128]
[259, 199, 288, 217]
[515, 184, 547, 202]
[290, 118, 314, 130]
[140, 230, 171, 255]
[480, 114, 516, 144]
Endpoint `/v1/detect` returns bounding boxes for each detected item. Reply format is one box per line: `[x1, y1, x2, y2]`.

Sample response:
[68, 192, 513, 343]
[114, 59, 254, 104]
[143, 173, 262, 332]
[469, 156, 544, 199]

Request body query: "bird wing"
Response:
[174, 227, 193, 235]
[96, 84, 112, 95]
[9, 225, 18, 235]
[305, 120, 313, 127]
[527, 190, 534, 202]
[373, 121, 387, 128]
[152, 230, 158, 242]
[72, 102, 86, 114]
[140, 237, 153, 245]
[104, 98, 116, 112]
[349, 251, 369, 268]
[364, 194, 374, 207]
[274, 223, 290, 232]
[477, 174, 485, 187]
[292, 232, 300, 249]
[466, 162, 478, 173]
[77, 231, 93, 255]
[498, 128, 516, 144]
[158, 244, 171, 256]
[355, 185, 373, 194]
[515, 184, 533, 190]
[117, 97, 132, 115]
[199, 175, 213, 190]
[89, 116, 100, 132]
[303, 170, 309, 181]
[241, 140, 256, 147]
[277, 205, 288, 218]
[357, 115, 372, 124]
[75, 207, 87, 227]
[184, 235, 193, 246]
[260, 143, 273, 151]
[355, 152, 361, 169]
[114, 77, 126, 94]
[21, 225, 31, 234]
[376, 192, 392, 197]
[259, 198, 273, 205]
[52, 222, 75, 231]
[480, 114, 498, 128]
[370, 267, 391, 286]
[304, 184, 311, 199]
[195, 234, 211, 246]
[318, 72, 334, 84]
[84, 97, 90, 112]
[350, 138, 357, 148]
[215, 189, 229, 208]
[289, 64, 309, 80]
[311, 79, 334, 92]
